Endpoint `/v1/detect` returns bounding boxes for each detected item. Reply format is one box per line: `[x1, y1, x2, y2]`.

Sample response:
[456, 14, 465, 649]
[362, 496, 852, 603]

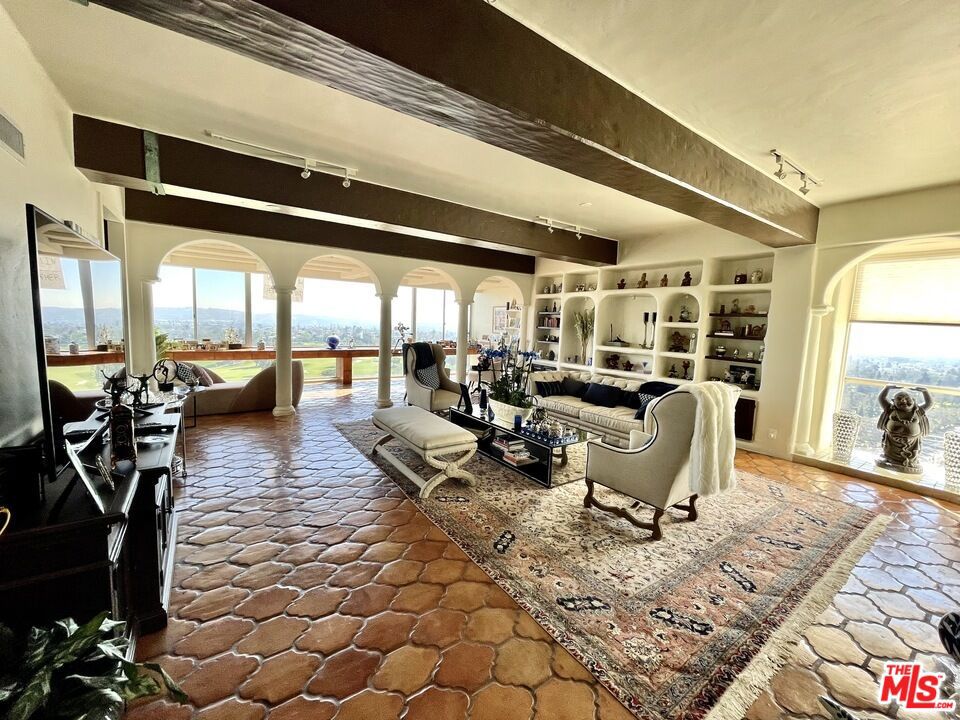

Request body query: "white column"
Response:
[793, 305, 833, 454]
[244, 272, 254, 347]
[273, 286, 296, 417]
[78, 260, 97, 349]
[377, 292, 394, 408]
[456, 300, 471, 382]
[410, 288, 417, 341]
[191, 267, 199, 341]
[139, 279, 158, 374]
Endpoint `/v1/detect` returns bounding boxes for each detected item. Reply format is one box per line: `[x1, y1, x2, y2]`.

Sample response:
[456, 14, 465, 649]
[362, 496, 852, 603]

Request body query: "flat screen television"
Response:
[0, 205, 124, 491]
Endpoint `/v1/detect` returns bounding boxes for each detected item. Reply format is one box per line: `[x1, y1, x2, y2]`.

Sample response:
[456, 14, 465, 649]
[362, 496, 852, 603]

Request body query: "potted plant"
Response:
[572, 308, 595, 364]
[481, 343, 540, 423]
[0, 612, 186, 719]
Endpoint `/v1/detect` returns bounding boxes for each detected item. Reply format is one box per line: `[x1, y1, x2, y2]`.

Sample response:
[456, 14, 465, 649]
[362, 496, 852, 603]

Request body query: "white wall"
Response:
[472, 285, 518, 339]
[0, 7, 120, 445]
[535, 225, 816, 458]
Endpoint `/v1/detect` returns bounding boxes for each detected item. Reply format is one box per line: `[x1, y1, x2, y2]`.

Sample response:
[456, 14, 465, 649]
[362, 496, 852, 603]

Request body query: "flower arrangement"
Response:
[481, 343, 540, 409]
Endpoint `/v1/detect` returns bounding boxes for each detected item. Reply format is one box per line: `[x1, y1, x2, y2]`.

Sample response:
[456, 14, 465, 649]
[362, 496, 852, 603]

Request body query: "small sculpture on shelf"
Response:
[617, 278, 627, 289]
[681, 360, 691, 380]
[715, 344, 727, 357]
[680, 271, 693, 286]
[668, 364, 678, 379]
[731, 298, 741, 314]
[543, 284, 551, 294]
[668, 331, 689, 353]
[750, 268, 764, 284]
[734, 269, 748, 284]
[679, 305, 693, 323]
[622, 359, 634, 372]
[659, 273, 669, 287]
[257, 338, 266, 351]
[605, 353, 621, 370]
[223, 327, 242, 349]
[152, 359, 179, 392]
[723, 369, 733, 382]
[637, 272, 648, 288]
[740, 369, 755, 386]
[129, 373, 152, 407]
[719, 303, 726, 315]
[876, 386, 934, 475]
[731, 348, 740, 359]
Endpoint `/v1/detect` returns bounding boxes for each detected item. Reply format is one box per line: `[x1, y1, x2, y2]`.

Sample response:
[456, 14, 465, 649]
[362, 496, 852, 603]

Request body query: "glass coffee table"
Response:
[449, 405, 600, 488]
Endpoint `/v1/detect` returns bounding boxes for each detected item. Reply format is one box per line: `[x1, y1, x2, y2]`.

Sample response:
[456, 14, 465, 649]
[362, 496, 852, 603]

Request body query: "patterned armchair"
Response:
[403, 343, 461, 413]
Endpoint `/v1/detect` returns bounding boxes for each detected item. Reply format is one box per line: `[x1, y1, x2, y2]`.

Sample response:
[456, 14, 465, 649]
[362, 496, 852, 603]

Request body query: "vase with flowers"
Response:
[480, 342, 540, 423]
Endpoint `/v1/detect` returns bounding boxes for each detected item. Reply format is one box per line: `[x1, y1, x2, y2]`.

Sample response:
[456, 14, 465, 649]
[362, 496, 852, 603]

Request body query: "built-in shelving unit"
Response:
[531, 251, 774, 400]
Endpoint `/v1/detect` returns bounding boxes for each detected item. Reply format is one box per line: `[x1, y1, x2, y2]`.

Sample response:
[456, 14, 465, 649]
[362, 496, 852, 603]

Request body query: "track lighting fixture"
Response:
[204, 130, 357, 188]
[769, 149, 821, 195]
[535, 216, 597, 238]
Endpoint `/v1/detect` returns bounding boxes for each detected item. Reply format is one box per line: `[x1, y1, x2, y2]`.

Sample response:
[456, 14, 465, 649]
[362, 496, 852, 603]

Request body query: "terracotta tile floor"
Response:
[127, 380, 960, 720]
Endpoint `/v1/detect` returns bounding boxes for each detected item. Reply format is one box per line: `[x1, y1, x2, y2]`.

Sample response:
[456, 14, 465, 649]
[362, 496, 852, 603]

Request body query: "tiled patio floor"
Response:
[127, 380, 960, 719]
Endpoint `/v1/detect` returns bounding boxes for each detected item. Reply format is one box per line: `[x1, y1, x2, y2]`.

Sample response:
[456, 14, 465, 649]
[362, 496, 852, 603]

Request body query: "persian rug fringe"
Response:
[705, 513, 891, 720]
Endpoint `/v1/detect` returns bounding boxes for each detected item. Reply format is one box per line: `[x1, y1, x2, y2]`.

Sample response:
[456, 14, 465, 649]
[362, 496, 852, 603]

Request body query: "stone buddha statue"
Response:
[876, 385, 933, 474]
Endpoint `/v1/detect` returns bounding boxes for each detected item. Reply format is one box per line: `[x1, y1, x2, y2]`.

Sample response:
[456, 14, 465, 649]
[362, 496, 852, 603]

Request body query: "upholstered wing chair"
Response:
[404, 343, 462, 413]
[583, 390, 699, 540]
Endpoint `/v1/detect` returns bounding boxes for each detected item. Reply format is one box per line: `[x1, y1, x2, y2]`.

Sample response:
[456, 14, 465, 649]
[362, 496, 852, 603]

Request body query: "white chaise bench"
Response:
[371, 406, 478, 498]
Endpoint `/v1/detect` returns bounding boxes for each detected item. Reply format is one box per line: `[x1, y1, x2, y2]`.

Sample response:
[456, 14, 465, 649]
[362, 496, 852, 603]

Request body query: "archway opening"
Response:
[293, 254, 380, 381]
[155, 239, 275, 382]
[397, 267, 460, 378]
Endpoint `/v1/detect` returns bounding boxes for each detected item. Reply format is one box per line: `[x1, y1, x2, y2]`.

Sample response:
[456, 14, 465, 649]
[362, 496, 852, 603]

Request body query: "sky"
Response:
[39, 257, 122, 308]
[847, 322, 960, 360]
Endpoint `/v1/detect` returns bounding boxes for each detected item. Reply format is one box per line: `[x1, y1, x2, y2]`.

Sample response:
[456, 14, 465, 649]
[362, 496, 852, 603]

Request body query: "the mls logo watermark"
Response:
[879, 662, 956, 712]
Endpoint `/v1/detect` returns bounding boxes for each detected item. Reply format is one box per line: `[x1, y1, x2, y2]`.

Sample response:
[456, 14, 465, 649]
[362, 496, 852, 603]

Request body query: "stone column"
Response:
[273, 286, 296, 417]
[376, 292, 394, 408]
[138, 279, 158, 374]
[243, 272, 254, 347]
[456, 300, 471, 382]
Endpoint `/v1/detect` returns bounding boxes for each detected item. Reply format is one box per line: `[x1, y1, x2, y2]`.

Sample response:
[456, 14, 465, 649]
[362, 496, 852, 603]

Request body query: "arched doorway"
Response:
[397, 267, 461, 378]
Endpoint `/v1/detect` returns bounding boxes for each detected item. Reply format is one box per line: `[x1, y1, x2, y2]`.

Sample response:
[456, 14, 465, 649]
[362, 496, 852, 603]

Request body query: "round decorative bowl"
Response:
[487, 398, 534, 425]
[326, 335, 341, 349]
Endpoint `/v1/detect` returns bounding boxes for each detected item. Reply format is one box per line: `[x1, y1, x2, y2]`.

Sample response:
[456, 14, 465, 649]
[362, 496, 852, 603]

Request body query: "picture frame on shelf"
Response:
[492, 306, 508, 334]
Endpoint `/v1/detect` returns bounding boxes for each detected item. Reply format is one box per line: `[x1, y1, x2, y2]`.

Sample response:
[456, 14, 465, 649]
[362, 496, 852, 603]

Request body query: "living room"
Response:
[0, 2, 958, 719]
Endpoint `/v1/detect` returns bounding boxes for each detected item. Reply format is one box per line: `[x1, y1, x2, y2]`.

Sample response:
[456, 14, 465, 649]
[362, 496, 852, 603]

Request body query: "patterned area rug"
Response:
[337, 420, 889, 720]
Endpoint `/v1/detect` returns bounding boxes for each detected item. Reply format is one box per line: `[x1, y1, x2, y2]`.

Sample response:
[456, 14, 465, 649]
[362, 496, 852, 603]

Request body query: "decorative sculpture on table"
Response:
[637, 272, 648, 288]
[876, 386, 933, 474]
[101, 370, 137, 467]
[152, 359, 179, 392]
[680, 271, 692, 286]
[659, 274, 669, 287]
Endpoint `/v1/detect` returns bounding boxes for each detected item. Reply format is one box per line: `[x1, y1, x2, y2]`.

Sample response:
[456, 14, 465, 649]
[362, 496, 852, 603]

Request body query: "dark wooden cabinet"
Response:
[0, 413, 178, 638]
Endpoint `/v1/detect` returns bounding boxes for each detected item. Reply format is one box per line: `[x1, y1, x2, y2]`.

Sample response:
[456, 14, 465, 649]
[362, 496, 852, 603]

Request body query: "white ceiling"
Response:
[2, 0, 695, 242]
[495, 0, 960, 205]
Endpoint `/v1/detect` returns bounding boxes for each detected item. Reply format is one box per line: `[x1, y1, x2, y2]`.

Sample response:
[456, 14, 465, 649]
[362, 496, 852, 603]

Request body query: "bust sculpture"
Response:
[876, 385, 933, 474]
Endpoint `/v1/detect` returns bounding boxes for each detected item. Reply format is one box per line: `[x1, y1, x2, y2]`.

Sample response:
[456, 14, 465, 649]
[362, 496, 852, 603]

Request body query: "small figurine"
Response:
[876, 386, 934, 474]
[745, 304, 757, 314]
[605, 353, 621, 370]
[679, 305, 692, 323]
[718, 320, 733, 334]
[638, 272, 648, 289]
[668, 331, 688, 353]
[668, 364, 678, 379]
[617, 278, 627, 290]
[734, 270, 748, 284]
[731, 348, 740, 359]
[129, 373, 152, 407]
[723, 370, 733, 382]
[758, 345, 766, 362]
[622, 360, 634, 372]
[731, 298, 741, 314]
[543, 285, 551, 294]
[750, 269, 764, 284]
[740, 369, 754, 386]
[746, 350, 755, 360]
[659, 274, 669, 287]
[681, 271, 693, 286]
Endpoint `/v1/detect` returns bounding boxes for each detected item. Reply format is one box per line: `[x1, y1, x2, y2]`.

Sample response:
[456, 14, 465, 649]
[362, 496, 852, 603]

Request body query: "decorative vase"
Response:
[945, 430, 960, 487]
[832, 410, 861, 463]
[487, 398, 534, 424]
[326, 335, 340, 349]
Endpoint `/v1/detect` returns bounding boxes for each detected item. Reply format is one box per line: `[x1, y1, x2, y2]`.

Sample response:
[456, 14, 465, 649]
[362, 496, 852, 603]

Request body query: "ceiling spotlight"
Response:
[772, 152, 788, 180]
[799, 173, 811, 195]
[341, 168, 351, 188]
[575, 226, 583, 239]
[300, 161, 311, 180]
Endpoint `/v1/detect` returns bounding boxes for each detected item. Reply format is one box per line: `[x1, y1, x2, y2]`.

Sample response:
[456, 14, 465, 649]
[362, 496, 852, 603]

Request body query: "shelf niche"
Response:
[560, 295, 596, 366]
[711, 253, 774, 286]
[600, 260, 703, 291]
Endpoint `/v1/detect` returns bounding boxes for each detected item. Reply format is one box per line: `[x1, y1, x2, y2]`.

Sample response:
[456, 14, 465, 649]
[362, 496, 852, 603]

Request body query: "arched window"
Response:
[837, 245, 960, 466]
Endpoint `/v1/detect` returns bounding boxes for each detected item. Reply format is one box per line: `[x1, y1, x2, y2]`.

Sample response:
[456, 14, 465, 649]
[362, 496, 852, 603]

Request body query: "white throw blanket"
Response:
[682, 382, 739, 496]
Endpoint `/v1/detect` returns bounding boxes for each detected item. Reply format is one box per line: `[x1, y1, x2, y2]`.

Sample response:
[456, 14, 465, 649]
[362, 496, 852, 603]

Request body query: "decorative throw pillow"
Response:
[621, 391, 641, 409]
[634, 393, 659, 419]
[416, 364, 442, 389]
[193, 366, 215, 387]
[560, 377, 587, 398]
[175, 363, 197, 385]
[535, 380, 562, 397]
[582, 382, 623, 408]
[639, 381, 678, 397]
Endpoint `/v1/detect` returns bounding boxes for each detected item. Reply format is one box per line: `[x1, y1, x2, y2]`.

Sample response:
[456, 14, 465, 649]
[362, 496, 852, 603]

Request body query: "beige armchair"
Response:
[404, 344, 462, 413]
[583, 391, 699, 540]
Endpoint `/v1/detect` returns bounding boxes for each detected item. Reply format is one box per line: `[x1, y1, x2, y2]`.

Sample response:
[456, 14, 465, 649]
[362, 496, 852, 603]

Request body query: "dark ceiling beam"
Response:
[73, 116, 616, 265]
[89, 0, 818, 247]
[122, 191, 535, 275]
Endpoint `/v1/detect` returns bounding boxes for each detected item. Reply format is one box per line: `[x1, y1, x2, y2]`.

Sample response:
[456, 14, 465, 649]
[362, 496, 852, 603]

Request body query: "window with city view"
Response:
[838, 249, 960, 466]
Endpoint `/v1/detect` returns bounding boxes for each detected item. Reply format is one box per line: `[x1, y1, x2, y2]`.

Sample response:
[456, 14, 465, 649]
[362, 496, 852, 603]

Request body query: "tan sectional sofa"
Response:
[528, 370, 680, 448]
[179, 361, 304, 416]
